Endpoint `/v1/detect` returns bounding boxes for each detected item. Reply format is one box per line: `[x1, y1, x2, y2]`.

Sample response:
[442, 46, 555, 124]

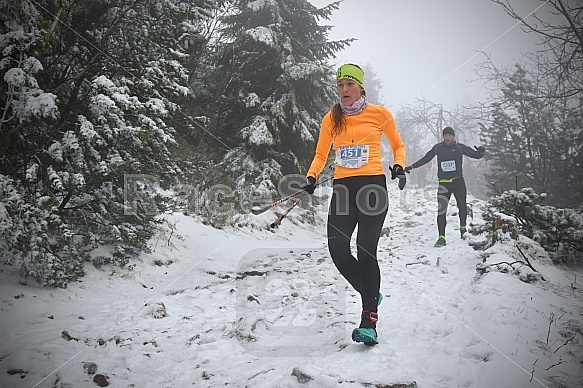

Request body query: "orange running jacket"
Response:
[307, 103, 406, 180]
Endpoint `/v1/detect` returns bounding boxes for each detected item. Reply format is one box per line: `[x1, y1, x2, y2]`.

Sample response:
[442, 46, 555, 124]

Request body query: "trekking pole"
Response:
[250, 189, 307, 215]
[269, 174, 335, 228]
[250, 164, 335, 215]
[270, 192, 309, 228]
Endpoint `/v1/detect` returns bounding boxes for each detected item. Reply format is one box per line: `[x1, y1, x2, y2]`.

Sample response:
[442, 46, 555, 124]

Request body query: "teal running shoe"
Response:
[351, 327, 378, 345]
[353, 310, 379, 345]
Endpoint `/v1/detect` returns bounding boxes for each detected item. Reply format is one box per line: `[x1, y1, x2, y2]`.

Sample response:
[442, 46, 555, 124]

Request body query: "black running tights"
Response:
[437, 177, 467, 236]
[327, 175, 388, 313]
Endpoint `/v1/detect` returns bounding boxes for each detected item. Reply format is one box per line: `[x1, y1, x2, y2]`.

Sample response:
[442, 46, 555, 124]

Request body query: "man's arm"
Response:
[410, 144, 438, 169]
[460, 143, 485, 159]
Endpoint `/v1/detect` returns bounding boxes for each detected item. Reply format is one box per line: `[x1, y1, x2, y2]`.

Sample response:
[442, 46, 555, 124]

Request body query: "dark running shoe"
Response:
[460, 226, 467, 238]
[434, 236, 446, 248]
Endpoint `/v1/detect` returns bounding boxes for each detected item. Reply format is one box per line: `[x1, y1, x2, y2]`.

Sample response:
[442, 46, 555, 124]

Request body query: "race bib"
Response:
[441, 160, 456, 172]
[335, 145, 370, 168]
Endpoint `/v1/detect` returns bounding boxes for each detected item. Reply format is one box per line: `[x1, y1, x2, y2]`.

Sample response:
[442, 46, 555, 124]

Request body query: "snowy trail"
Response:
[377, 217, 492, 388]
[278, 204, 494, 388]
[1, 188, 582, 387]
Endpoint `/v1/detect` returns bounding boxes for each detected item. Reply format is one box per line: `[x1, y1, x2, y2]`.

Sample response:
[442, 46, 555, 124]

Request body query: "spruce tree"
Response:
[362, 63, 384, 105]
[479, 64, 581, 206]
[205, 0, 352, 201]
[0, 0, 213, 286]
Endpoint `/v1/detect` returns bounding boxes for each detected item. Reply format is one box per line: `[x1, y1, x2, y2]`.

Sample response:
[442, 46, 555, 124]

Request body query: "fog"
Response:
[309, 0, 543, 109]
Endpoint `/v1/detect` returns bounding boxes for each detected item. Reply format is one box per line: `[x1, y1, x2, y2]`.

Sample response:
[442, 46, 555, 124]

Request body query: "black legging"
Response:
[327, 175, 388, 313]
[437, 177, 467, 236]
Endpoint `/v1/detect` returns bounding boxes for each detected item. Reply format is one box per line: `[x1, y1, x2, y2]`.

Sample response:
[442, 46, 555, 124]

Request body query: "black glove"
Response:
[390, 164, 404, 180]
[404, 166, 413, 174]
[474, 145, 485, 154]
[391, 165, 407, 190]
[398, 175, 406, 190]
[302, 176, 317, 194]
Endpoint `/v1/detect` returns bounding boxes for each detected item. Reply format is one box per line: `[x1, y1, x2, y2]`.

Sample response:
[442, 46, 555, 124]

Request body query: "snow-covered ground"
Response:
[1, 182, 582, 388]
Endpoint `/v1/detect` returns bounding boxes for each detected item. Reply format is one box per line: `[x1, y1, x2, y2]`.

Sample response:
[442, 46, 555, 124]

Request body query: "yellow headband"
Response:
[336, 64, 364, 88]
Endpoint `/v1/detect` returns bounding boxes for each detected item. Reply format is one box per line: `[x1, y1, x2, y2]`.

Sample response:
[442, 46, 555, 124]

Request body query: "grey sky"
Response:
[310, 0, 545, 109]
